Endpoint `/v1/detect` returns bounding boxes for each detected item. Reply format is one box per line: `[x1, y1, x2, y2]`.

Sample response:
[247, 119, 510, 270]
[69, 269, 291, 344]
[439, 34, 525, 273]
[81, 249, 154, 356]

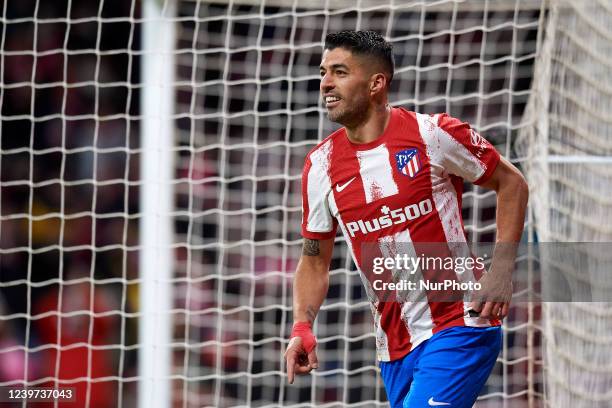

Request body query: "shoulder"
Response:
[391, 106, 442, 129]
[391, 107, 446, 137]
[393, 107, 461, 125]
[304, 127, 344, 165]
[391, 106, 418, 122]
[408, 111, 472, 137]
[435, 112, 470, 131]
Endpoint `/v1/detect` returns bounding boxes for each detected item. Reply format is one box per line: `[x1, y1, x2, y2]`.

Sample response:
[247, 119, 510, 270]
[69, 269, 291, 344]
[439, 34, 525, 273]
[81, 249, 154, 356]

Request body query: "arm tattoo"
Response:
[302, 239, 320, 256]
[306, 305, 317, 324]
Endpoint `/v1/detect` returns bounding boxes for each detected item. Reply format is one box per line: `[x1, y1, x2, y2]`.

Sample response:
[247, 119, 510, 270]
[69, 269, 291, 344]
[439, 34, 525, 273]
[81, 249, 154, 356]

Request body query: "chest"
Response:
[328, 139, 440, 224]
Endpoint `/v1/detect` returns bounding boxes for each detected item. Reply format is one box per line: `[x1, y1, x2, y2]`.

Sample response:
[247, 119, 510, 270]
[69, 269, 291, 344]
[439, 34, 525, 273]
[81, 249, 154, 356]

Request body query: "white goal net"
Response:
[1, 0, 609, 407]
[516, 1, 612, 407]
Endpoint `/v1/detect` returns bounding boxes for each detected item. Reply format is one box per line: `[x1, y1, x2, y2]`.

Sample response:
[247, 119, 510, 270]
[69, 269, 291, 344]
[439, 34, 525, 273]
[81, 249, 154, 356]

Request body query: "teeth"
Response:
[326, 96, 340, 103]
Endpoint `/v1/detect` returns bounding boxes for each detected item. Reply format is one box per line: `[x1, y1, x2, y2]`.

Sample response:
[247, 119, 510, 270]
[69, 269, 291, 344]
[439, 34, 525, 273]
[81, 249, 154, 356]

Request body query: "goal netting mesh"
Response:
[0, 0, 609, 407]
[516, 1, 612, 407]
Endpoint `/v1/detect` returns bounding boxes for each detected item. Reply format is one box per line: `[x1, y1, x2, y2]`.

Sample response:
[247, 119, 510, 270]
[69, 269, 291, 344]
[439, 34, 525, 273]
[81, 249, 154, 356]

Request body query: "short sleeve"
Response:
[301, 152, 337, 240]
[435, 114, 500, 184]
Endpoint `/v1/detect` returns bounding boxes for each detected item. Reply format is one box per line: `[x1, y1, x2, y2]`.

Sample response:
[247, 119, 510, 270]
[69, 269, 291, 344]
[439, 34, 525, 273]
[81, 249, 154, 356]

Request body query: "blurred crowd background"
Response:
[1, 1, 139, 406]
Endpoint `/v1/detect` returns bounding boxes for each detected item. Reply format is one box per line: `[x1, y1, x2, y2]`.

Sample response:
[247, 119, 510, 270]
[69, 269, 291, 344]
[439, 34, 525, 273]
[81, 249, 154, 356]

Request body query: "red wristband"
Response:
[290, 321, 317, 353]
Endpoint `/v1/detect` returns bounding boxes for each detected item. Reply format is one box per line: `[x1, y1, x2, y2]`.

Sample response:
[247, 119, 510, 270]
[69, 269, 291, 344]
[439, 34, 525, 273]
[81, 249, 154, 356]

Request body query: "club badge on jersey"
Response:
[395, 148, 421, 179]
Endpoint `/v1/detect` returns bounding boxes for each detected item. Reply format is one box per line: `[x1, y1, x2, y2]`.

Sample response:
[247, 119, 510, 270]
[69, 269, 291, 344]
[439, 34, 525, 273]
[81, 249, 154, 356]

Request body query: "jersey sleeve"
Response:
[301, 154, 337, 240]
[435, 113, 500, 185]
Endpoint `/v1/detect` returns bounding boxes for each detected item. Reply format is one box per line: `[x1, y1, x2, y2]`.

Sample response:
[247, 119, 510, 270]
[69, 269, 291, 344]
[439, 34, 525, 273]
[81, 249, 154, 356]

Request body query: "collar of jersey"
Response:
[344, 106, 399, 151]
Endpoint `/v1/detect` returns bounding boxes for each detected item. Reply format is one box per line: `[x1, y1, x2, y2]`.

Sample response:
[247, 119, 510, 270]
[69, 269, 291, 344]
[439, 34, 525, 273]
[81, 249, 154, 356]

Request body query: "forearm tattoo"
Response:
[302, 238, 320, 256]
[306, 305, 317, 324]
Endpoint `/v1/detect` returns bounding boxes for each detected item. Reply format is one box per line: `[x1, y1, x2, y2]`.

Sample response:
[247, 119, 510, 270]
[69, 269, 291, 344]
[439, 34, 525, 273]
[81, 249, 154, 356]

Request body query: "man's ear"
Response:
[369, 72, 387, 95]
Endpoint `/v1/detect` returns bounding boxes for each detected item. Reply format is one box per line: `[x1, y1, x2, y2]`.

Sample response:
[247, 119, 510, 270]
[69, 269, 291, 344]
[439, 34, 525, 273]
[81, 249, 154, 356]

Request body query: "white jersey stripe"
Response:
[371, 306, 391, 361]
[329, 192, 375, 298]
[378, 230, 434, 350]
[415, 112, 486, 183]
[356, 144, 399, 204]
[417, 113, 492, 328]
[306, 140, 334, 233]
[330, 192, 389, 358]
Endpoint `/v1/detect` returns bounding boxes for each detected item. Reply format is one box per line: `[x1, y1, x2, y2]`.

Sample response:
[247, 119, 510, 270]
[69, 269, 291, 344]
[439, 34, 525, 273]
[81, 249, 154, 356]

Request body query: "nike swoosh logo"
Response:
[335, 177, 356, 192]
[428, 397, 451, 406]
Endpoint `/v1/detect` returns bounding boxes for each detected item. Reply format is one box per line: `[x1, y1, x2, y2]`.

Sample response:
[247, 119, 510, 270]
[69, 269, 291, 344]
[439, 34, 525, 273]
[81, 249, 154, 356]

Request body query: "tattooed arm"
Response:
[292, 238, 335, 324]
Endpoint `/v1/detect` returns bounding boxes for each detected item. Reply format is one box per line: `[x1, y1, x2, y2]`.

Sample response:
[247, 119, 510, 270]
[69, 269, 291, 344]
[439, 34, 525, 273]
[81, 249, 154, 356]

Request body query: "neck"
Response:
[345, 103, 392, 144]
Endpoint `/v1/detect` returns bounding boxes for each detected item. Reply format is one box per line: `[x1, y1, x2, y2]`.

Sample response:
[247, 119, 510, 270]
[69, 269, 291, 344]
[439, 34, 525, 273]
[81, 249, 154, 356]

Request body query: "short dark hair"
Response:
[324, 30, 394, 82]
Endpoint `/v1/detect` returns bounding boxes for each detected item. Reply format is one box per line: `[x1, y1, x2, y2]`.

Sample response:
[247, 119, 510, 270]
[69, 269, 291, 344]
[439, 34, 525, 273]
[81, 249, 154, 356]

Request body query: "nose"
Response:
[320, 73, 334, 93]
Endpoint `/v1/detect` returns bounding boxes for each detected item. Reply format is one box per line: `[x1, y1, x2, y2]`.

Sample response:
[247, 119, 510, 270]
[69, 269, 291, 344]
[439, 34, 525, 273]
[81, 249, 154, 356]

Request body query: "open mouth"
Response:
[324, 95, 341, 108]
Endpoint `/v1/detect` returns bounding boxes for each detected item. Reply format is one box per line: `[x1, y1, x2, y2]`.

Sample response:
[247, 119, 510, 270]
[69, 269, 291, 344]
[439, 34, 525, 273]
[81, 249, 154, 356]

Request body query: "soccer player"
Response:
[284, 31, 529, 408]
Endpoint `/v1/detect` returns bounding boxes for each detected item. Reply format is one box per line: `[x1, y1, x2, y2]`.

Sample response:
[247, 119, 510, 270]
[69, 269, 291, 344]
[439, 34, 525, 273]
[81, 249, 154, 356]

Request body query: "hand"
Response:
[470, 271, 513, 320]
[284, 336, 319, 384]
[284, 322, 318, 384]
[470, 244, 517, 320]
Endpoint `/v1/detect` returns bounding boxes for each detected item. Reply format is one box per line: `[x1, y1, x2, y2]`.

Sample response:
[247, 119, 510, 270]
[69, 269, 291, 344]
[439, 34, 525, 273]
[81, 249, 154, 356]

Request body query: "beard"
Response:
[326, 93, 370, 127]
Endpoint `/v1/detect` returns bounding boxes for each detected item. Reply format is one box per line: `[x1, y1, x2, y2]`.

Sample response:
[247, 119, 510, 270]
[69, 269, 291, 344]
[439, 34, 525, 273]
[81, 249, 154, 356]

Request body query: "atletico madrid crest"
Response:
[395, 148, 421, 178]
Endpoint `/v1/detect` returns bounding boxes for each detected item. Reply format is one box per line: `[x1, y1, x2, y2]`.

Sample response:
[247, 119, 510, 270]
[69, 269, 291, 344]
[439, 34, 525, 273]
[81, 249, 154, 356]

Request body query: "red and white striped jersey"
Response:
[301, 107, 501, 361]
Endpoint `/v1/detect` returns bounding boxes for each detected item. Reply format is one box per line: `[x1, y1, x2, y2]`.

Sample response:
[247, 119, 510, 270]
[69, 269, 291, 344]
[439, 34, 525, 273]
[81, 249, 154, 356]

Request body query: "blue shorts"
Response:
[379, 326, 502, 408]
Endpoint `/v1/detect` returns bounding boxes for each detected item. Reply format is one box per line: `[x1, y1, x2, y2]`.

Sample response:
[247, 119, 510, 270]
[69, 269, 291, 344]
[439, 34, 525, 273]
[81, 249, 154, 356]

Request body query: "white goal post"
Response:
[139, 1, 176, 408]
